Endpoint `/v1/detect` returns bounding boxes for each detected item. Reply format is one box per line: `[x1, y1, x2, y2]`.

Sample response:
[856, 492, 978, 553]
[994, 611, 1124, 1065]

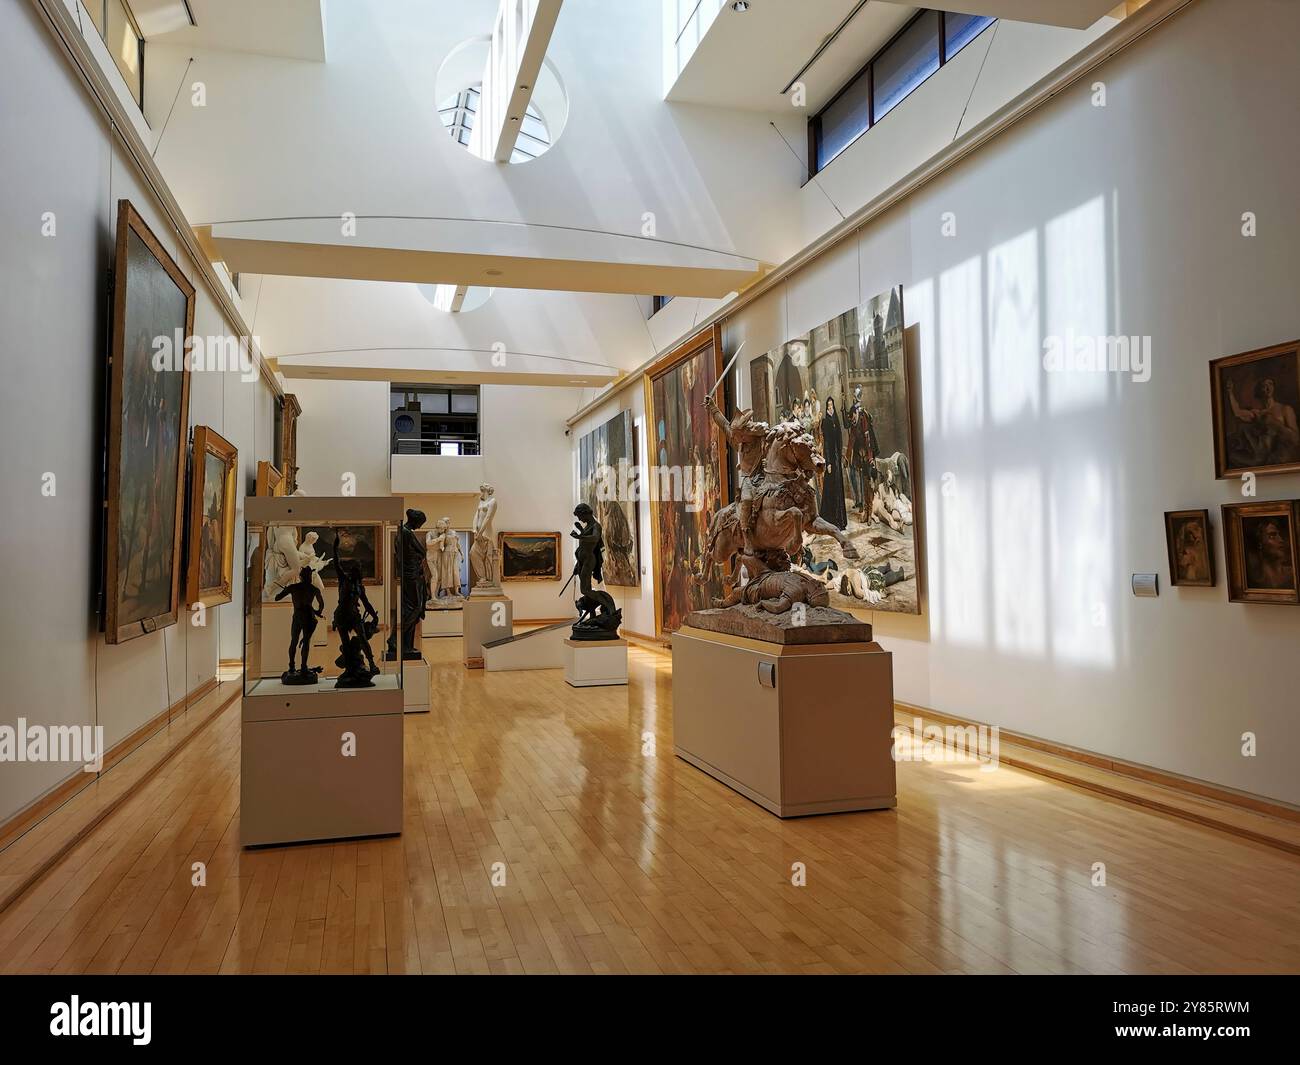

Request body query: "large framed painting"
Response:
[1210, 340, 1300, 479]
[499, 532, 561, 580]
[300, 524, 382, 585]
[644, 324, 729, 638]
[186, 426, 238, 606]
[752, 285, 920, 615]
[1221, 500, 1299, 605]
[576, 409, 639, 586]
[1163, 508, 1215, 588]
[104, 200, 195, 644]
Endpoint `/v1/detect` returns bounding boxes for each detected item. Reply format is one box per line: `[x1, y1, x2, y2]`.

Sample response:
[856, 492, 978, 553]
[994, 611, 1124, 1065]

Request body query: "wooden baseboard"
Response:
[622, 629, 668, 649]
[0, 673, 221, 854]
[895, 701, 1300, 854]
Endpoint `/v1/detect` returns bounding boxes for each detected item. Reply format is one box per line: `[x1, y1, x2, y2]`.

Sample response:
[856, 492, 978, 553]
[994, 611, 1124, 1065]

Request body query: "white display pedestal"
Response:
[463, 594, 512, 669]
[404, 656, 429, 713]
[671, 625, 896, 818]
[563, 637, 628, 687]
[241, 683, 404, 846]
[425, 601, 464, 637]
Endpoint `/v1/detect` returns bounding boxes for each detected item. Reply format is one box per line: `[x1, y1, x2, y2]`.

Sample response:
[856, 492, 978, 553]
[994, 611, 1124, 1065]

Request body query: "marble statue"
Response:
[469, 483, 501, 594]
[386, 508, 431, 661]
[262, 525, 306, 599]
[430, 517, 464, 600]
[567, 503, 622, 640]
[297, 531, 330, 593]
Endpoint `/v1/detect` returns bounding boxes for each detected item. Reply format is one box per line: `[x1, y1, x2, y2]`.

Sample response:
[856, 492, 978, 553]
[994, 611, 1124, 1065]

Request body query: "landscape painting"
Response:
[104, 200, 195, 643]
[645, 325, 728, 637]
[186, 426, 238, 607]
[576, 410, 639, 586]
[749, 285, 920, 615]
[499, 532, 561, 580]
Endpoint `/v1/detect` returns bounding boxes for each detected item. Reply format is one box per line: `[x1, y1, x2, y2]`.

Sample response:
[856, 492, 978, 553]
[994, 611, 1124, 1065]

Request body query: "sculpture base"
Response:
[280, 669, 319, 686]
[335, 673, 377, 689]
[463, 594, 512, 669]
[471, 584, 504, 598]
[564, 638, 628, 687]
[425, 603, 463, 637]
[569, 624, 623, 642]
[403, 656, 429, 714]
[671, 625, 895, 817]
[684, 605, 871, 645]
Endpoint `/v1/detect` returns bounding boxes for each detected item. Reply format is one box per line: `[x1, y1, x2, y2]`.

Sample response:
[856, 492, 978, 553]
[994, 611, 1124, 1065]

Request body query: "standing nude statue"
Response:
[469, 483, 501, 593]
[274, 565, 325, 684]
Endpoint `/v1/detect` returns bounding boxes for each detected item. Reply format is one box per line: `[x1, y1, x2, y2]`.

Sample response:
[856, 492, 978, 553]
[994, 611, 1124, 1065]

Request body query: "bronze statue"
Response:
[567, 503, 622, 640]
[274, 565, 324, 684]
[386, 508, 431, 661]
[333, 533, 380, 683]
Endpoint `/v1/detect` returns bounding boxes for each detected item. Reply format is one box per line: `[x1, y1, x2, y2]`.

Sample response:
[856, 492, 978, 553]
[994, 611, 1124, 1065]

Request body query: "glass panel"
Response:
[450, 391, 478, 414]
[945, 12, 995, 58]
[105, 0, 142, 107]
[872, 12, 940, 124]
[520, 114, 548, 142]
[817, 68, 870, 171]
[420, 391, 450, 414]
[246, 516, 405, 696]
[83, 0, 105, 34]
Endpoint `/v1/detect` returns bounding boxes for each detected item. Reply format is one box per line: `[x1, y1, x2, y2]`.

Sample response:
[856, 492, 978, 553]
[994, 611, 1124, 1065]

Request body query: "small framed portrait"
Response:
[1221, 500, 1300, 605]
[1164, 509, 1215, 587]
[185, 426, 238, 607]
[1210, 340, 1300, 479]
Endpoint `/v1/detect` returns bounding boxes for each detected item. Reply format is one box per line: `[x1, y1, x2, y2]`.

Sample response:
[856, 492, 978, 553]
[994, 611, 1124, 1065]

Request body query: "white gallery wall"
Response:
[721, 0, 1300, 805]
[0, 1, 277, 826]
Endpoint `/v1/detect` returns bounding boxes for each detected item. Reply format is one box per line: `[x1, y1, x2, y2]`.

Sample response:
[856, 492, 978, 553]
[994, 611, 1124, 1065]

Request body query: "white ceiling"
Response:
[134, 0, 326, 61]
[667, 1, 918, 114]
[877, 0, 1124, 30]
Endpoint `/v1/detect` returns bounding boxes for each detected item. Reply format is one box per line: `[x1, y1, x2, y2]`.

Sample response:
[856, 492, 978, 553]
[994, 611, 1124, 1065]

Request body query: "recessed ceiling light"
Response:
[732, 1, 749, 11]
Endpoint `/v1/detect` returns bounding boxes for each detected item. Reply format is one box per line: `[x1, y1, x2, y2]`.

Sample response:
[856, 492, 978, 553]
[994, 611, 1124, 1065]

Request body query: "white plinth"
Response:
[404, 656, 429, 713]
[463, 595, 512, 668]
[425, 602, 464, 636]
[563, 637, 629, 687]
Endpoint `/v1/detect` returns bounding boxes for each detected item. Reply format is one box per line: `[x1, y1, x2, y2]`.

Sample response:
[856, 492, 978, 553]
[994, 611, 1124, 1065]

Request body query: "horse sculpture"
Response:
[696, 420, 859, 605]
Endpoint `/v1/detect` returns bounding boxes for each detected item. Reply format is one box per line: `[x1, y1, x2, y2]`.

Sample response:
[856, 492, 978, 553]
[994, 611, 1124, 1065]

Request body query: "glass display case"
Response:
[240, 496, 407, 848]
[243, 497, 407, 697]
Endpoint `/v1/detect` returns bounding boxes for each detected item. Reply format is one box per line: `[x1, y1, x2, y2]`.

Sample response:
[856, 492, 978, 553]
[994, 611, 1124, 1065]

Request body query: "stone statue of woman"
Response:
[469, 483, 501, 593]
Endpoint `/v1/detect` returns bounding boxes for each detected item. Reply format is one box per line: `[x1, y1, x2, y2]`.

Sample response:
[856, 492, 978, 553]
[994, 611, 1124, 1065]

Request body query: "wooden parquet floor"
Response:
[1, 638, 1297, 974]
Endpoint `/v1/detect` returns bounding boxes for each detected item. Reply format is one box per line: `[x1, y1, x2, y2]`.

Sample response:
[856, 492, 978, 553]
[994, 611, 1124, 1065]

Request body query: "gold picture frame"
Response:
[256, 460, 284, 497]
[1209, 339, 1300, 479]
[498, 531, 562, 581]
[1163, 508, 1215, 588]
[1221, 500, 1300, 605]
[186, 426, 238, 606]
[643, 323, 728, 640]
[104, 200, 195, 644]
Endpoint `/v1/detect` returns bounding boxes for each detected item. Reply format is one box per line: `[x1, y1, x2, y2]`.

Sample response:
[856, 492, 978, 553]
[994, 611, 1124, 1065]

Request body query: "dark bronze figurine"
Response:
[568, 503, 622, 641]
[274, 564, 325, 684]
[333, 532, 381, 687]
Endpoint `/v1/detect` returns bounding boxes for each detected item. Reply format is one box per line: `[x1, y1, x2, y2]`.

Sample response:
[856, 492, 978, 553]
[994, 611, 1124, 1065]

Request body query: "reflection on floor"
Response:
[1, 638, 1297, 974]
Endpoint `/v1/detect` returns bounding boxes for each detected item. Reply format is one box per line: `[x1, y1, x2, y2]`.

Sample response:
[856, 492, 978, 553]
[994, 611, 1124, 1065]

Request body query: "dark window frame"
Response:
[807, 9, 994, 179]
[651, 295, 675, 315]
[88, 0, 145, 110]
